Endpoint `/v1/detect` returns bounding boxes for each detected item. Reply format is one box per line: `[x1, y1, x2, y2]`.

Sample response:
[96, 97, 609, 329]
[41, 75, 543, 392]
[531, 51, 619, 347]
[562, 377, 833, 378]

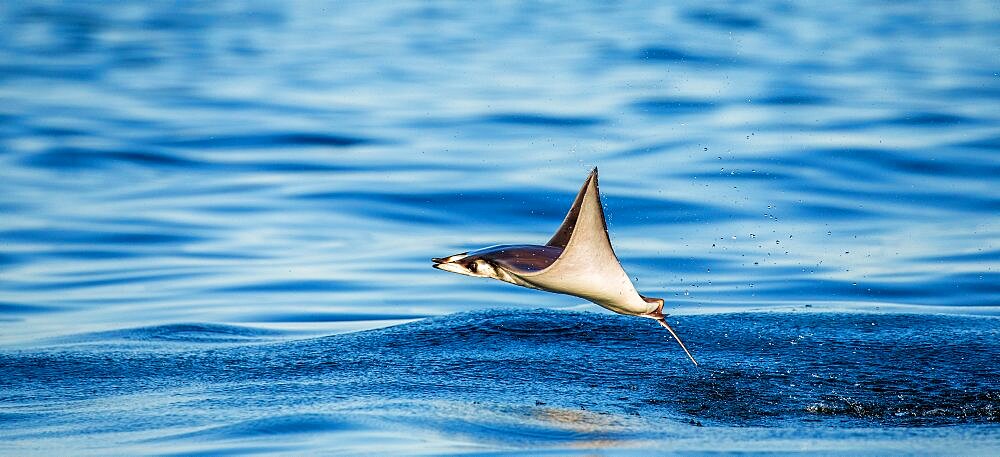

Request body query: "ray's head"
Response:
[432, 252, 499, 279]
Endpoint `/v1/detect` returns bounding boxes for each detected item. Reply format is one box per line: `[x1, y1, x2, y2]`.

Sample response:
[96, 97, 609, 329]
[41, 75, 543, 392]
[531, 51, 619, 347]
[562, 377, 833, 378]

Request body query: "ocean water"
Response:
[1, 1, 998, 455]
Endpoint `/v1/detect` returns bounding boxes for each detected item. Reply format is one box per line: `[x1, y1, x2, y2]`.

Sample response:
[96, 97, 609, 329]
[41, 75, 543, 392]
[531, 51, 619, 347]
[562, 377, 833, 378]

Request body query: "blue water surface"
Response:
[1, 1, 998, 455]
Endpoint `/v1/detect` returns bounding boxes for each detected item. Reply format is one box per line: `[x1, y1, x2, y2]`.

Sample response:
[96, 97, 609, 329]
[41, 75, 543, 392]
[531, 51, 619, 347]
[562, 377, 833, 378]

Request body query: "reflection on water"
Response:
[0, 1, 997, 455]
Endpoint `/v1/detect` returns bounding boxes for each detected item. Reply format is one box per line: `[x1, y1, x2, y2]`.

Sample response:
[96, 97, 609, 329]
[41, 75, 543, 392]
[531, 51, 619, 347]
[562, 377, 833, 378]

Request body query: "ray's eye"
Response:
[467, 262, 478, 273]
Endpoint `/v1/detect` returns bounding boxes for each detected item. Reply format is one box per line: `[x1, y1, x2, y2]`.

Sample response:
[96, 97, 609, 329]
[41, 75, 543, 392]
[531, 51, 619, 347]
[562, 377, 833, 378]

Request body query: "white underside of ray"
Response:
[514, 169, 657, 316]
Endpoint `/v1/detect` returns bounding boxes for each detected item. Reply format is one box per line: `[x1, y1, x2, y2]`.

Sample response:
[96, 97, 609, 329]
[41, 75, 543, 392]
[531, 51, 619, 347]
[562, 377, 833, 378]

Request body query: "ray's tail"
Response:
[656, 318, 699, 366]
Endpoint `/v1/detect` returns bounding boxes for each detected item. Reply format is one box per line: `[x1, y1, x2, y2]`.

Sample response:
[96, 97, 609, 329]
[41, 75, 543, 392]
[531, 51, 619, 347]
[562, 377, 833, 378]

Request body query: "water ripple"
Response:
[630, 97, 716, 116]
[155, 132, 376, 150]
[480, 113, 605, 127]
[49, 323, 289, 345]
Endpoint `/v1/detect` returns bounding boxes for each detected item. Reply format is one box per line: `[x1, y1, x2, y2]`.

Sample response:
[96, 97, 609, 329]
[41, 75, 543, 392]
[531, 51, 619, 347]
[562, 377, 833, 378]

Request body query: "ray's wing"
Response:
[545, 167, 615, 258]
[476, 245, 564, 274]
[546, 168, 604, 248]
[517, 168, 639, 308]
